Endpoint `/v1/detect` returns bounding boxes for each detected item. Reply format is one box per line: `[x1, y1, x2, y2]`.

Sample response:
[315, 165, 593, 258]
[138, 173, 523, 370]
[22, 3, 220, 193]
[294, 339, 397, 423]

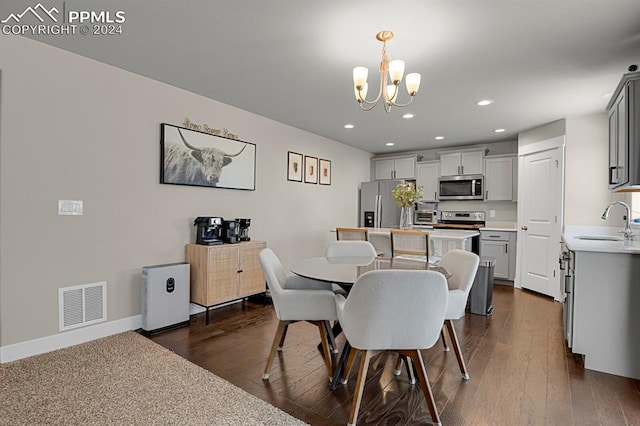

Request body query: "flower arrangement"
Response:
[391, 183, 424, 207]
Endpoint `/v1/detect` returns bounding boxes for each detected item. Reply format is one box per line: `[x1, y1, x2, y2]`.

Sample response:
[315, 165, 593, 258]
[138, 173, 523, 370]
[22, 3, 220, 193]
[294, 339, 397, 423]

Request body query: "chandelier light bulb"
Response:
[353, 66, 368, 90]
[386, 85, 398, 104]
[388, 59, 405, 85]
[405, 73, 421, 96]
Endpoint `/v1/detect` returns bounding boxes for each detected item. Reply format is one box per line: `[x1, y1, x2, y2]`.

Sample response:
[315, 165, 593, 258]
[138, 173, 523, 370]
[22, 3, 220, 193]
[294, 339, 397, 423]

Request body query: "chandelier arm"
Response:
[389, 96, 415, 108]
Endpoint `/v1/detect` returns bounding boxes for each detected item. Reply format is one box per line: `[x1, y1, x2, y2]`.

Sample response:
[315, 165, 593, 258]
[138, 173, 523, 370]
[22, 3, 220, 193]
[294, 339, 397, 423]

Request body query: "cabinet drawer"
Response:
[480, 231, 510, 241]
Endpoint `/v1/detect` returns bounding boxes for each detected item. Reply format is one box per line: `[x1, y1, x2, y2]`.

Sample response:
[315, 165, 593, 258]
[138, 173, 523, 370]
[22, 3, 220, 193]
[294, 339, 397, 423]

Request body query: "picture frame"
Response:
[319, 159, 331, 185]
[304, 156, 318, 184]
[160, 123, 256, 190]
[287, 151, 303, 182]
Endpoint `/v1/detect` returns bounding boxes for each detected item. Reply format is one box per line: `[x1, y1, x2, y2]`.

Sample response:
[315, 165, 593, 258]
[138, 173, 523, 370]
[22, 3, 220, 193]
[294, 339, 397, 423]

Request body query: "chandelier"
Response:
[353, 31, 421, 112]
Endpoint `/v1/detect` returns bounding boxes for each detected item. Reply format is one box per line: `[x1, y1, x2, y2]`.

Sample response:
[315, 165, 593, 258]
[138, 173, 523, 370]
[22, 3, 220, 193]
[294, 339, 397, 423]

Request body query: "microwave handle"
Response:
[472, 179, 476, 195]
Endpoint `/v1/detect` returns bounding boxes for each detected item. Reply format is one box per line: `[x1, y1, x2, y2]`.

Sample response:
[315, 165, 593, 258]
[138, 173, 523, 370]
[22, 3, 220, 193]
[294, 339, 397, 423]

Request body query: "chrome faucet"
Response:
[601, 201, 634, 240]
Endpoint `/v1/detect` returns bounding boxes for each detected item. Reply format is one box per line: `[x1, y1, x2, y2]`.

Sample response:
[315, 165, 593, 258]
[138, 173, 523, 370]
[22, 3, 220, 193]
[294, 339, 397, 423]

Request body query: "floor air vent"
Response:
[58, 282, 107, 331]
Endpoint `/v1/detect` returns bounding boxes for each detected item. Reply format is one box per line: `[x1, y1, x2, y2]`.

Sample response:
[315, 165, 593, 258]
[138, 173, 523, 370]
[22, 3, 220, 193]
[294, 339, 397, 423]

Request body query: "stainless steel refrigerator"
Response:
[360, 180, 404, 228]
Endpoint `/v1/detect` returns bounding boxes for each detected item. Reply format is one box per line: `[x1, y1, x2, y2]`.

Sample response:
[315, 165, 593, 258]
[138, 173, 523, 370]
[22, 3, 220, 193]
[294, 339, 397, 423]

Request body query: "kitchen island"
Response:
[367, 227, 479, 259]
[563, 225, 640, 380]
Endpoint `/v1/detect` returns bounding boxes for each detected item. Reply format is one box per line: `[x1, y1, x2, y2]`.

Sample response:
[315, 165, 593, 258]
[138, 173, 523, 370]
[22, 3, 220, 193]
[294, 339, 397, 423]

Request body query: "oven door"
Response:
[438, 175, 484, 200]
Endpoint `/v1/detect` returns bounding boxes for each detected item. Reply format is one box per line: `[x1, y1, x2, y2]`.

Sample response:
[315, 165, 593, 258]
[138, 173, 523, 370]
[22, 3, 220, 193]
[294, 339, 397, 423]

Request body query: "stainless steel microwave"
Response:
[438, 175, 484, 200]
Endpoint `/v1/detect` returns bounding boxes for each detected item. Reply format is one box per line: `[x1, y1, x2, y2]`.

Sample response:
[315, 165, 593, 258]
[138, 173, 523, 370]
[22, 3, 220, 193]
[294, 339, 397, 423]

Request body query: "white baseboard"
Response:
[0, 315, 142, 363]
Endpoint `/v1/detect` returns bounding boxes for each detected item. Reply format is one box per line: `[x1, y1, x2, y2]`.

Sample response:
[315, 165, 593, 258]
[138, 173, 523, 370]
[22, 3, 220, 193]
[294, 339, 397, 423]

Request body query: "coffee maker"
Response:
[193, 217, 224, 245]
[222, 220, 240, 244]
[236, 218, 251, 241]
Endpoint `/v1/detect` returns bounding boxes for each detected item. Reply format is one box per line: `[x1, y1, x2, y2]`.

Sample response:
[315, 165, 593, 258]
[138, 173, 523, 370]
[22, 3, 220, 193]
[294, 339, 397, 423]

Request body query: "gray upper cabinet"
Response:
[439, 150, 484, 176]
[416, 161, 440, 201]
[373, 156, 416, 180]
[607, 70, 640, 191]
[485, 155, 517, 201]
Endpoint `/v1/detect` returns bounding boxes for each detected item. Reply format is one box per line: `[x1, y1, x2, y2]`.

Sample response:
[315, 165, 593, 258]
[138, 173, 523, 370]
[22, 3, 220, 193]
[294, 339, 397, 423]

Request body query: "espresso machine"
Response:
[236, 218, 251, 241]
[222, 219, 240, 244]
[193, 217, 223, 245]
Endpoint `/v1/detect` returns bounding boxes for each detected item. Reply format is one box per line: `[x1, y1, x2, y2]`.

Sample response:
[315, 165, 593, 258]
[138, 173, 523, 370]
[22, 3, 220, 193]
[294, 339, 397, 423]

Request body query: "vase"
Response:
[399, 206, 413, 229]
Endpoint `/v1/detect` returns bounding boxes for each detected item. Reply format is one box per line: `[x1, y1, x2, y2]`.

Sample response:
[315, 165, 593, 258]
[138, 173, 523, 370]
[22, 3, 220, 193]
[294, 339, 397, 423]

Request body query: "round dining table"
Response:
[290, 255, 431, 286]
[289, 255, 437, 388]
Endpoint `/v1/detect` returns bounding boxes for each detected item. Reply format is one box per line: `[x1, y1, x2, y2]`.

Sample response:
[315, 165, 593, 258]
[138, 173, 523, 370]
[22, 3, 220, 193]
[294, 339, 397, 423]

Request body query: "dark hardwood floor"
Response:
[150, 285, 640, 425]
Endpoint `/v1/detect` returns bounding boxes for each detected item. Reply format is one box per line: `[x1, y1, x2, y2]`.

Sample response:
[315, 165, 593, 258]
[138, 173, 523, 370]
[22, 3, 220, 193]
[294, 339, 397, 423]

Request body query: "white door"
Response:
[416, 161, 440, 201]
[518, 144, 563, 300]
[393, 157, 416, 179]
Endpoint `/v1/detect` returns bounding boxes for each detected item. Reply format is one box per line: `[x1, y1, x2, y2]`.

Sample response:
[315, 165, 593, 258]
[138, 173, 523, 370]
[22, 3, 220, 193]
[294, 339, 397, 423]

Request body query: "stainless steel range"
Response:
[434, 211, 486, 230]
[432, 211, 485, 254]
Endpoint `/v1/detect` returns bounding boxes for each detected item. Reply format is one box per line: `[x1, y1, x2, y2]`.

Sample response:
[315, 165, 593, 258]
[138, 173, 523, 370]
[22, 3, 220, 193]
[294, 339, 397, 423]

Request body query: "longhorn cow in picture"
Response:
[162, 128, 247, 187]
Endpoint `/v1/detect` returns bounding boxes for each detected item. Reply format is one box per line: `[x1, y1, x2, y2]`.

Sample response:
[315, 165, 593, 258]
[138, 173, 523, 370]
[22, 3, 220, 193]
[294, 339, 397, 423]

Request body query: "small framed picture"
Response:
[304, 156, 318, 184]
[287, 151, 303, 182]
[319, 159, 331, 185]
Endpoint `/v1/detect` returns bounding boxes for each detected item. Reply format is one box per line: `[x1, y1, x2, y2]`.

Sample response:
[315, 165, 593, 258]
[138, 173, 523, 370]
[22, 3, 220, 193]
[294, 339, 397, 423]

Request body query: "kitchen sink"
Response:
[574, 235, 623, 241]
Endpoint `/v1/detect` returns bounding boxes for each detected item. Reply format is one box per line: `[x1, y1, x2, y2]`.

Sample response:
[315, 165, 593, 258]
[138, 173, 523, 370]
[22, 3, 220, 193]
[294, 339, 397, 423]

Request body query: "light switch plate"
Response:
[58, 200, 83, 215]
[490, 210, 496, 218]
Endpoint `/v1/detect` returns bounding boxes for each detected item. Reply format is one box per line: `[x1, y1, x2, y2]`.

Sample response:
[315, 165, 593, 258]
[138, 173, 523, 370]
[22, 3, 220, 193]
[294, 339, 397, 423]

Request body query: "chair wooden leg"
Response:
[440, 329, 449, 351]
[348, 349, 374, 426]
[341, 346, 358, 384]
[400, 349, 441, 426]
[263, 320, 292, 380]
[445, 319, 469, 380]
[278, 322, 289, 350]
[311, 320, 334, 379]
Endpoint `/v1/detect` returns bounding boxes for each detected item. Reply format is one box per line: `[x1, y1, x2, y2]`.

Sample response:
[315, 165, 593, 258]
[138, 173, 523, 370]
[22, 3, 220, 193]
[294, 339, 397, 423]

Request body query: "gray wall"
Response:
[0, 37, 371, 346]
[518, 116, 628, 227]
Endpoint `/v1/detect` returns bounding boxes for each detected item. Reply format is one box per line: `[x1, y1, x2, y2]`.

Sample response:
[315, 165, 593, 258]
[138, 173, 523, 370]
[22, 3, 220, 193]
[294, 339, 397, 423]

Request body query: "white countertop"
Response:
[368, 227, 479, 240]
[563, 225, 640, 254]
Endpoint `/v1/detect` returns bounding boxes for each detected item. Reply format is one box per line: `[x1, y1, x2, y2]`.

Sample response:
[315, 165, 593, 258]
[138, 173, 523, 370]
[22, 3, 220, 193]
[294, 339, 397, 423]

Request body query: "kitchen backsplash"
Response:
[437, 200, 517, 222]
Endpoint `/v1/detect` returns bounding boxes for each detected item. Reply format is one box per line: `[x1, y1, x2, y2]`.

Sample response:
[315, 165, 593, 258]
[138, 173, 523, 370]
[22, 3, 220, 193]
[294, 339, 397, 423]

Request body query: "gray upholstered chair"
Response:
[394, 248, 480, 381]
[335, 269, 449, 426]
[324, 240, 377, 259]
[259, 248, 338, 380]
[438, 249, 480, 380]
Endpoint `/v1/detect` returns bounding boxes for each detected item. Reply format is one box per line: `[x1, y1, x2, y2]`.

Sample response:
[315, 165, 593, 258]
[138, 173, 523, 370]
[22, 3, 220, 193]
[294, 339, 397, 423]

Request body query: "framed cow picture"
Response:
[160, 123, 256, 190]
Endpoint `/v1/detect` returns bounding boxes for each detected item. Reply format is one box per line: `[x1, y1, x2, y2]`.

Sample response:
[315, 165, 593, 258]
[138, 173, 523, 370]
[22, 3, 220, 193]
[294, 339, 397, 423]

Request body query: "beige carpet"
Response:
[0, 332, 307, 425]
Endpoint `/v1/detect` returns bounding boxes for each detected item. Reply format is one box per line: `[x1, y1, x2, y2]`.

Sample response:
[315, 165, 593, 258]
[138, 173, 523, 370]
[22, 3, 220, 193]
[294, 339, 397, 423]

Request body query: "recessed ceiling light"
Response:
[344, 124, 354, 129]
[402, 113, 415, 119]
[386, 142, 395, 146]
[434, 136, 445, 140]
[494, 128, 506, 133]
[476, 99, 493, 106]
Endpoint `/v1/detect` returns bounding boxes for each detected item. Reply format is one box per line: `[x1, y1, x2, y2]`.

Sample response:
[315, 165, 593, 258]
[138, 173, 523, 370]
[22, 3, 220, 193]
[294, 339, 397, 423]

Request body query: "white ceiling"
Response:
[5, 0, 640, 154]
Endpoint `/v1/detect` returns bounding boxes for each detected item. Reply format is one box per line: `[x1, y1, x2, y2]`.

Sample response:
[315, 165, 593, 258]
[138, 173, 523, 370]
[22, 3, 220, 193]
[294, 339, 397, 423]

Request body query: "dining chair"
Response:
[393, 248, 480, 383]
[389, 228, 430, 262]
[335, 269, 449, 426]
[336, 227, 369, 241]
[259, 248, 338, 380]
[438, 249, 480, 380]
[325, 240, 377, 259]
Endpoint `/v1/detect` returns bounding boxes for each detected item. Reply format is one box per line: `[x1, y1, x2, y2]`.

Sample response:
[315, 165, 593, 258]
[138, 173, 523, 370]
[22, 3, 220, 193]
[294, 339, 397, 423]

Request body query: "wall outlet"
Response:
[58, 200, 83, 215]
[490, 210, 496, 218]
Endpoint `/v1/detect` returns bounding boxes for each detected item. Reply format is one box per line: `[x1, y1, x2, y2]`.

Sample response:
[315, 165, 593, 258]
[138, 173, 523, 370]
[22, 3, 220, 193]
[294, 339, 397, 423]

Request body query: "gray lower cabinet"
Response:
[480, 230, 516, 280]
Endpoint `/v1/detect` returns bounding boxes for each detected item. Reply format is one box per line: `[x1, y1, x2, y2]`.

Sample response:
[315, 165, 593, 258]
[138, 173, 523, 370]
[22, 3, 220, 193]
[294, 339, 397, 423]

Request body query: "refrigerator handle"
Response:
[376, 195, 382, 228]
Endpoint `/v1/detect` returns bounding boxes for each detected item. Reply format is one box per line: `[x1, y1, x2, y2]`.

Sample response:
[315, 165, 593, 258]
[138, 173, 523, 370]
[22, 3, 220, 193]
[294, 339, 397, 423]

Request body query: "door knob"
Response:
[521, 226, 528, 231]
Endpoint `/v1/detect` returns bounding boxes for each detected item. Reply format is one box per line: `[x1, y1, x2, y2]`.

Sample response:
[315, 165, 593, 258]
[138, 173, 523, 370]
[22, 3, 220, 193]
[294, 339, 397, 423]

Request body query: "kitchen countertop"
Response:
[563, 225, 640, 254]
[368, 227, 479, 240]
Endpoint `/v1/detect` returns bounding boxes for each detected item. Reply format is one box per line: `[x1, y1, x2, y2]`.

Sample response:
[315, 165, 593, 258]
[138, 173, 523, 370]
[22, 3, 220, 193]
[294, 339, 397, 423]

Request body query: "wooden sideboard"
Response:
[186, 241, 266, 324]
